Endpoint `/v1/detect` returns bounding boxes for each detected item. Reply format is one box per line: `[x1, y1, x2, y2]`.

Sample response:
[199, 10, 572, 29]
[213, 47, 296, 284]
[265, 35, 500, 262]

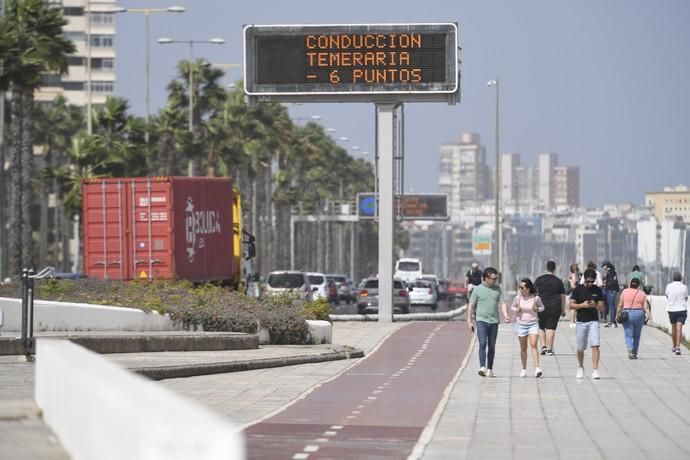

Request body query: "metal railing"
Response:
[21, 266, 55, 355]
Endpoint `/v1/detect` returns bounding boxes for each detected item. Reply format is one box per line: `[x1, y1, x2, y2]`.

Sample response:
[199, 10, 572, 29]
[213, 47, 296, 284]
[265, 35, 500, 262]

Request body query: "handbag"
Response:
[616, 309, 629, 323]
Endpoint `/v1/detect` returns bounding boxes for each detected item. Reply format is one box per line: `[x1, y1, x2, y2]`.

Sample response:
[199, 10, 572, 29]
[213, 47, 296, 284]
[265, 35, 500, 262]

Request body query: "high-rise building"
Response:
[439, 133, 488, 221]
[501, 153, 520, 204]
[537, 153, 558, 208]
[36, 0, 118, 107]
[553, 166, 580, 208]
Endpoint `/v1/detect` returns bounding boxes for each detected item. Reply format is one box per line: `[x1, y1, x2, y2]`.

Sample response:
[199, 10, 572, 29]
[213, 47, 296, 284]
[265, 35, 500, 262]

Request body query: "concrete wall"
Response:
[36, 339, 244, 460]
[0, 297, 179, 332]
[648, 295, 689, 340]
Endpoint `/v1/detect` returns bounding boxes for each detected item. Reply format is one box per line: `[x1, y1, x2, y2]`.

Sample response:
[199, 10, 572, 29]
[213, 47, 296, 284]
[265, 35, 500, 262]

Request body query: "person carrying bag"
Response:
[616, 277, 652, 359]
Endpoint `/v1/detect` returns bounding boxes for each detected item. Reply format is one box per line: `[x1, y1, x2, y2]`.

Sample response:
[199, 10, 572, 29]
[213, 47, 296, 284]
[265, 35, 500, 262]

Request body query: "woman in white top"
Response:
[511, 278, 545, 377]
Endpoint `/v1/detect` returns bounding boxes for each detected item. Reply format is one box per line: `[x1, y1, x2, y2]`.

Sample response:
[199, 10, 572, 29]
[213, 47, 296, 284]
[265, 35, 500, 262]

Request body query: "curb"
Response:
[130, 346, 365, 380]
[0, 332, 259, 356]
[330, 305, 467, 322]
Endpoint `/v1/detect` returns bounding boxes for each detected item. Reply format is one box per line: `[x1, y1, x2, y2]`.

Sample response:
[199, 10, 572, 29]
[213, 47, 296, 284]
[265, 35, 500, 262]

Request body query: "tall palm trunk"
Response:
[20, 89, 34, 270]
[7, 90, 23, 277]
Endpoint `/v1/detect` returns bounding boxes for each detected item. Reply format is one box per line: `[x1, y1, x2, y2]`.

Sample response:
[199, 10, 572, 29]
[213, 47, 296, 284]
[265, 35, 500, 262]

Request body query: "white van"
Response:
[394, 258, 423, 283]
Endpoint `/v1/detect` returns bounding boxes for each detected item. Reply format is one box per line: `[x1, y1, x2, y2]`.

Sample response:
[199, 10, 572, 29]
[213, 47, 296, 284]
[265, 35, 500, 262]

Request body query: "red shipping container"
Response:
[82, 177, 235, 282]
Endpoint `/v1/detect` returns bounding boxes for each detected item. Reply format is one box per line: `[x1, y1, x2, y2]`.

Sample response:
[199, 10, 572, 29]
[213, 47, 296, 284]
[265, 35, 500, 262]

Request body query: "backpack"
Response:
[467, 269, 482, 286]
[605, 270, 619, 291]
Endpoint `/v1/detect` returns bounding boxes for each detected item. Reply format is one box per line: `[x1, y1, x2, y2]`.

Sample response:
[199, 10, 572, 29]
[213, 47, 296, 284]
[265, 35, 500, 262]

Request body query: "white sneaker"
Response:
[478, 367, 487, 377]
[591, 369, 600, 380]
[569, 323, 576, 328]
[576, 367, 584, 379]
[487, 369, 496, 378]
[535, 367, 543, 378]
[519, 369, 527, 378]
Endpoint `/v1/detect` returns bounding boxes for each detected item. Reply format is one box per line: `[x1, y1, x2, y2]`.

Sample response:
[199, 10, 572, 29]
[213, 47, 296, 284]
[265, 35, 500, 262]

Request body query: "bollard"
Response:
[27, 268, 35, 354]
[21, 268, 29, 354]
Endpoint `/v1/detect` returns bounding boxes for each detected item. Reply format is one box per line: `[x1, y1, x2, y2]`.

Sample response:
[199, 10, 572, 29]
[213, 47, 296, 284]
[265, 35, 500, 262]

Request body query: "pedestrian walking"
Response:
[467, 267, 510, 377]
[568, 263, 581, 328]
[616, 277, 652, 359]
[465, 262, 483, 297]
[535, 260, 567, 355]
[665, 272, 688, 355]
[627, 265, 647, 291]
[570, 268, 605, 379]
[511, 278, 545, 377]
[603, 263, 621, 328]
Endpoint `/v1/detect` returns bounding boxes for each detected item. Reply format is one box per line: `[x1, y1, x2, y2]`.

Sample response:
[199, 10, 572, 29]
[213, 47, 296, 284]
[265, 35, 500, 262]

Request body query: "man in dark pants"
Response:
[535, 260, 566, 356]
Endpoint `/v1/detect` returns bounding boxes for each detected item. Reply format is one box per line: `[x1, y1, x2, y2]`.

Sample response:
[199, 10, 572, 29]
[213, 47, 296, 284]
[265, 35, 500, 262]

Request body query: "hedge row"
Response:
[0, 279, 331, 344]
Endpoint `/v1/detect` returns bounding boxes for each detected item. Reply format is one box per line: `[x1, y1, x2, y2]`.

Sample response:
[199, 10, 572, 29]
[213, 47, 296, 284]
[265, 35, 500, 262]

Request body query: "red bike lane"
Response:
[245, 321, 472, 459]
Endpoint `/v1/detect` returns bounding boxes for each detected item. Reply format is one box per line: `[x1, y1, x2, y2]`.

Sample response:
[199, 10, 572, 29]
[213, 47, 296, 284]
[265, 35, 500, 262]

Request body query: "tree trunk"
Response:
[7, 88, 23, 278]
[20, 89, 34, 270]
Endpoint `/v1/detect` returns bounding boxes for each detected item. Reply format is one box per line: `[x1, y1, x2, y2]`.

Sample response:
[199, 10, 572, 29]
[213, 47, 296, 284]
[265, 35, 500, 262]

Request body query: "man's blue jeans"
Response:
[623, 309, 645, 354]
[606, 290, 617, 323]
[476, 321, 499, 369]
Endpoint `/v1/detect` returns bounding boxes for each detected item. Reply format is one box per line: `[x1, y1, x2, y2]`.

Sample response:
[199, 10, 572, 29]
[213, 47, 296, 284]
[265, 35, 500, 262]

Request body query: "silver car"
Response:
[356, 278, 411, 314]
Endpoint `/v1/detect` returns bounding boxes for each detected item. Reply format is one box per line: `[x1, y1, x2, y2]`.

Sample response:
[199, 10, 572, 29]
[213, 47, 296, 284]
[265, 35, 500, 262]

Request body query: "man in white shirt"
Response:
[665, 272, 688, 355]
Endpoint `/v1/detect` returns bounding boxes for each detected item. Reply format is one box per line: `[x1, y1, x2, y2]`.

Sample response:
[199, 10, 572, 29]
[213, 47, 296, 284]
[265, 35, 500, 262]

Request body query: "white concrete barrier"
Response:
[0, 297, 179, 332]
[648, 295, 689, 340]
[36, 339, 245, 460]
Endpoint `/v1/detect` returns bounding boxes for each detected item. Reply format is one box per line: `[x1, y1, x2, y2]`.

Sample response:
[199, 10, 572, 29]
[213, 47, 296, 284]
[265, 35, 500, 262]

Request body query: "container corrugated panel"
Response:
[82, 177, 235, 282]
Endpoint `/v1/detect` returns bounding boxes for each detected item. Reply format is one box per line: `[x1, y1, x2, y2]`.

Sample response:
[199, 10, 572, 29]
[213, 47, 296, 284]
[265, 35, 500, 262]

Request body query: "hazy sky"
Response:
[115, 0, 690, 208]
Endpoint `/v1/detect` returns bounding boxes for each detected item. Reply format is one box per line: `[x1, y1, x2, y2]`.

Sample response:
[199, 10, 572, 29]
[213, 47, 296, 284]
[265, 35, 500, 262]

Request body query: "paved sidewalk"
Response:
[422, 321, 690, 460]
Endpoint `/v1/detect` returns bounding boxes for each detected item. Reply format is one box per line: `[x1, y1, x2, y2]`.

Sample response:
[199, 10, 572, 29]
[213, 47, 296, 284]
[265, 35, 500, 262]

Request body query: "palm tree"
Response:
[0, 0, 74, 276]
[150, 104, 188, 176]
[34, 95, 84, 268]
[166, 58, 225, 175]
[85, 97, 147, 177]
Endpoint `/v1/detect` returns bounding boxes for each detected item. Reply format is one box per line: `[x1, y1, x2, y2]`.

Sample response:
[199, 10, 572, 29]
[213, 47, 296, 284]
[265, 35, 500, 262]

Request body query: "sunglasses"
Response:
[487, 276, 498, 281]
[584, 279, 595, 283]
[519, 285, 528, 290]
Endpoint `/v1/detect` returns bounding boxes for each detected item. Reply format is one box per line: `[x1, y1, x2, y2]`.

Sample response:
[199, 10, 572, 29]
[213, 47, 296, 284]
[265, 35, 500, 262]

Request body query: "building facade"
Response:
[439, 133, 488, 222]
[645, 185, 690, 223]
[36, 0, 118, 106]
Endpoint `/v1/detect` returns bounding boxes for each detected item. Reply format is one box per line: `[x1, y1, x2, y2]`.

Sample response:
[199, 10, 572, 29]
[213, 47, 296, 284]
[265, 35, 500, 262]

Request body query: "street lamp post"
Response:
[119, 6, 185, 143]
[158, 37, 225, 176]
[488, 78, 501, 276]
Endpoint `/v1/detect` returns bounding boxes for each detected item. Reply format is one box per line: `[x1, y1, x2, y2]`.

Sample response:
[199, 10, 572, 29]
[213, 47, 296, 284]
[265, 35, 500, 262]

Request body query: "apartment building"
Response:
[553, 165, 580, 208]
[36, 0, 118, 106]
[439, 133, 489, 222]
[646, 185, 690, 223]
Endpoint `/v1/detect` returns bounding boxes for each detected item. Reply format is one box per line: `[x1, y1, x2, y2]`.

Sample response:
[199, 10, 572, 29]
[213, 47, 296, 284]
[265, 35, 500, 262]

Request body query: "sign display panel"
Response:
[244, 23, 459, 102]
[357, 193, 448, 220]
[472, 232, 492, 256]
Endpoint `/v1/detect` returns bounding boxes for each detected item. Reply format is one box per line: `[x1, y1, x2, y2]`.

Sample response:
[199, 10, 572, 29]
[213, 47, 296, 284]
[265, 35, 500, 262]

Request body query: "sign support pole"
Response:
[377, 104, 396, 322]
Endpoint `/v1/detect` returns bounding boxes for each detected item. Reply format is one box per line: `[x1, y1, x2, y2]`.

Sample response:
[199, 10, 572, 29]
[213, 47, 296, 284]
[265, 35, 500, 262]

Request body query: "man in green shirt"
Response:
[467, 267, 510, 377]
[627, 265, 646, 290]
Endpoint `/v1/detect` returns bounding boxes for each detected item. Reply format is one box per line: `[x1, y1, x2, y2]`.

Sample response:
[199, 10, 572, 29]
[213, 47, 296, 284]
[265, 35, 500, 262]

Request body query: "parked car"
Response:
[409, 279, 438, 310]
[327, 273, 354, 303]
[265, 271, 313, 302]
[356, 277, 411, 314]
[307, 272, 330, 301]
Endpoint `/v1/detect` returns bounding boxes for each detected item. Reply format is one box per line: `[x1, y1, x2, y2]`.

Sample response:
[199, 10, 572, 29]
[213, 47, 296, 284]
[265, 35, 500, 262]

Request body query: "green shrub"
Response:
[0, 278, 316, 344]
[302, 298, 332, 322]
